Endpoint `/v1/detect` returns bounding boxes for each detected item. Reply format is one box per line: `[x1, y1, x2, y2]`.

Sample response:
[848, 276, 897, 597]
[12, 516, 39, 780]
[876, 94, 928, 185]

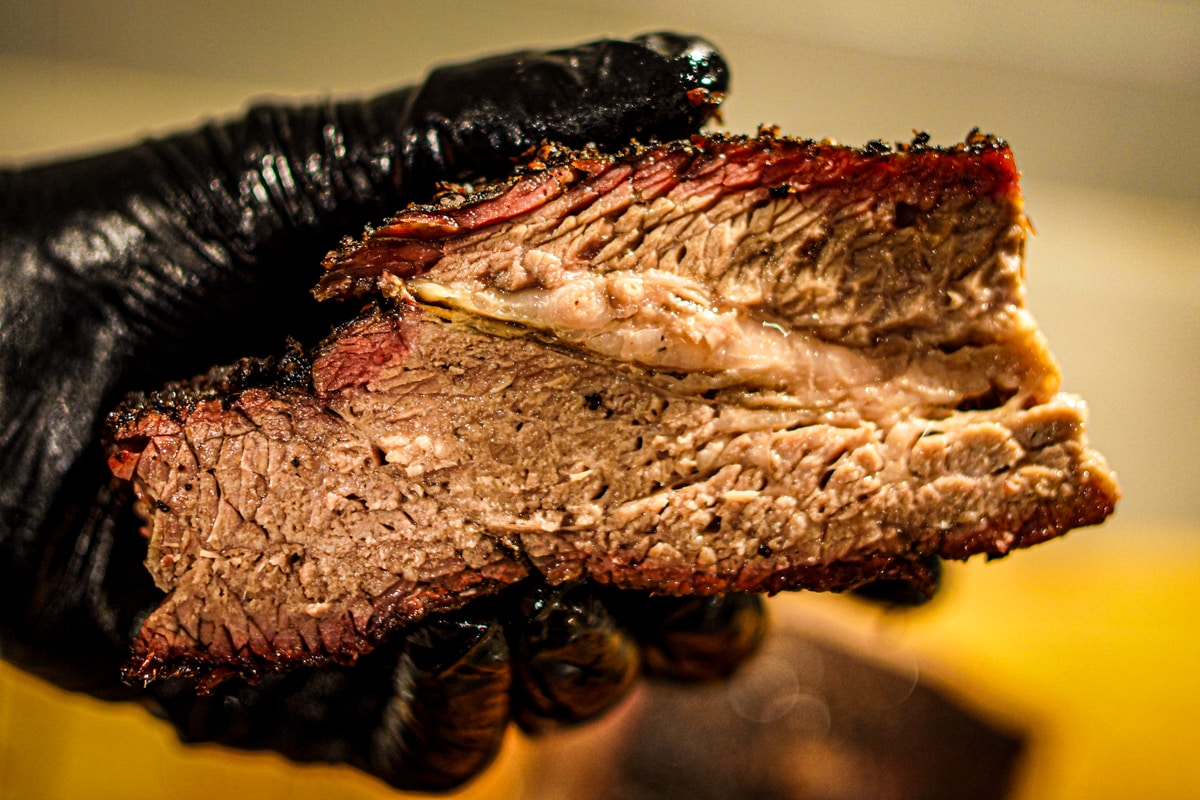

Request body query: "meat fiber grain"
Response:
[108, 132, 1118, 683]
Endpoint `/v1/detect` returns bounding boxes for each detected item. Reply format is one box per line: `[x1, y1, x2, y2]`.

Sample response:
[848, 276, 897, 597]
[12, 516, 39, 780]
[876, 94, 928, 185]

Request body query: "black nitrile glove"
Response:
[0, 33, 772, 791]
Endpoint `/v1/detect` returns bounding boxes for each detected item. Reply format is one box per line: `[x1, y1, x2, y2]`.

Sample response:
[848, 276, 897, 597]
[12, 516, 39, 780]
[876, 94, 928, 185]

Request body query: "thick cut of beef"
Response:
[108, 132, 1118, 683]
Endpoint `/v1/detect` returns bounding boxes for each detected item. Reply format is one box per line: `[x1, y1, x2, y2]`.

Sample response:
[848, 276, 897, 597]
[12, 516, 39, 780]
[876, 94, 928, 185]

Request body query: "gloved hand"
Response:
[0, 33, 775, 791]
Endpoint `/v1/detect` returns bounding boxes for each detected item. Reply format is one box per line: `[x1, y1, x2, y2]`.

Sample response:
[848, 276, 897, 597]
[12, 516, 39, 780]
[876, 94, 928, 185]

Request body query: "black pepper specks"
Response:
[894, 202, 920, 229]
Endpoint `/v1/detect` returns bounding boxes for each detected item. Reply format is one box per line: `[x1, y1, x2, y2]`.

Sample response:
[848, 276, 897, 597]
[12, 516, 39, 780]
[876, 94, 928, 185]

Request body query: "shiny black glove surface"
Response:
[0, 33, 753, 791]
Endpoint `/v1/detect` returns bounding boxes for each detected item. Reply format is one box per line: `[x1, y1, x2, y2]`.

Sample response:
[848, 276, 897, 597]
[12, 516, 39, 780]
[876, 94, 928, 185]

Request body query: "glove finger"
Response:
[397, 32, 728, 193]
[149, 657, 391, 767]
[505, 580, 640, 735]
[148, 610, 511, 791]
[365, 611, 512, 792]
[608, 592, 769, 683]
[850, 554, 943, 608]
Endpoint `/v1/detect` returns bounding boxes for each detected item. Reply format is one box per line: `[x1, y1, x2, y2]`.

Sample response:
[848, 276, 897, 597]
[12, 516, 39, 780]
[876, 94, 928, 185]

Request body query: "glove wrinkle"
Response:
[401, 34, 728, 195]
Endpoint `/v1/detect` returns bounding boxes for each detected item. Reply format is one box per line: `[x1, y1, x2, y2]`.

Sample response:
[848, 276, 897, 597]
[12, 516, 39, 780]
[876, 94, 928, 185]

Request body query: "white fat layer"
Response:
[410, 271, 859, 375]
[407, 271, 996, 420]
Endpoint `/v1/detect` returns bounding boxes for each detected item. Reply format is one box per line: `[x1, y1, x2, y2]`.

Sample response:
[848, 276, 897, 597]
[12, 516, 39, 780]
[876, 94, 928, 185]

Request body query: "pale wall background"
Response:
[1, 2, 1198, 799]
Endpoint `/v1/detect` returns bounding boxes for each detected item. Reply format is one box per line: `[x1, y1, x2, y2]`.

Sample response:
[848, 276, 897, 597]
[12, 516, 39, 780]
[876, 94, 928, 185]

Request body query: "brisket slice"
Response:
[108, 132, 1118, 684]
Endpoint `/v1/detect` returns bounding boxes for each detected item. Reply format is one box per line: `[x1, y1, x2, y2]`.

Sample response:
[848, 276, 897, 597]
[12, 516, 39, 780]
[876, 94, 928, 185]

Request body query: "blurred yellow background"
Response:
[2, 1, 1197, 798]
